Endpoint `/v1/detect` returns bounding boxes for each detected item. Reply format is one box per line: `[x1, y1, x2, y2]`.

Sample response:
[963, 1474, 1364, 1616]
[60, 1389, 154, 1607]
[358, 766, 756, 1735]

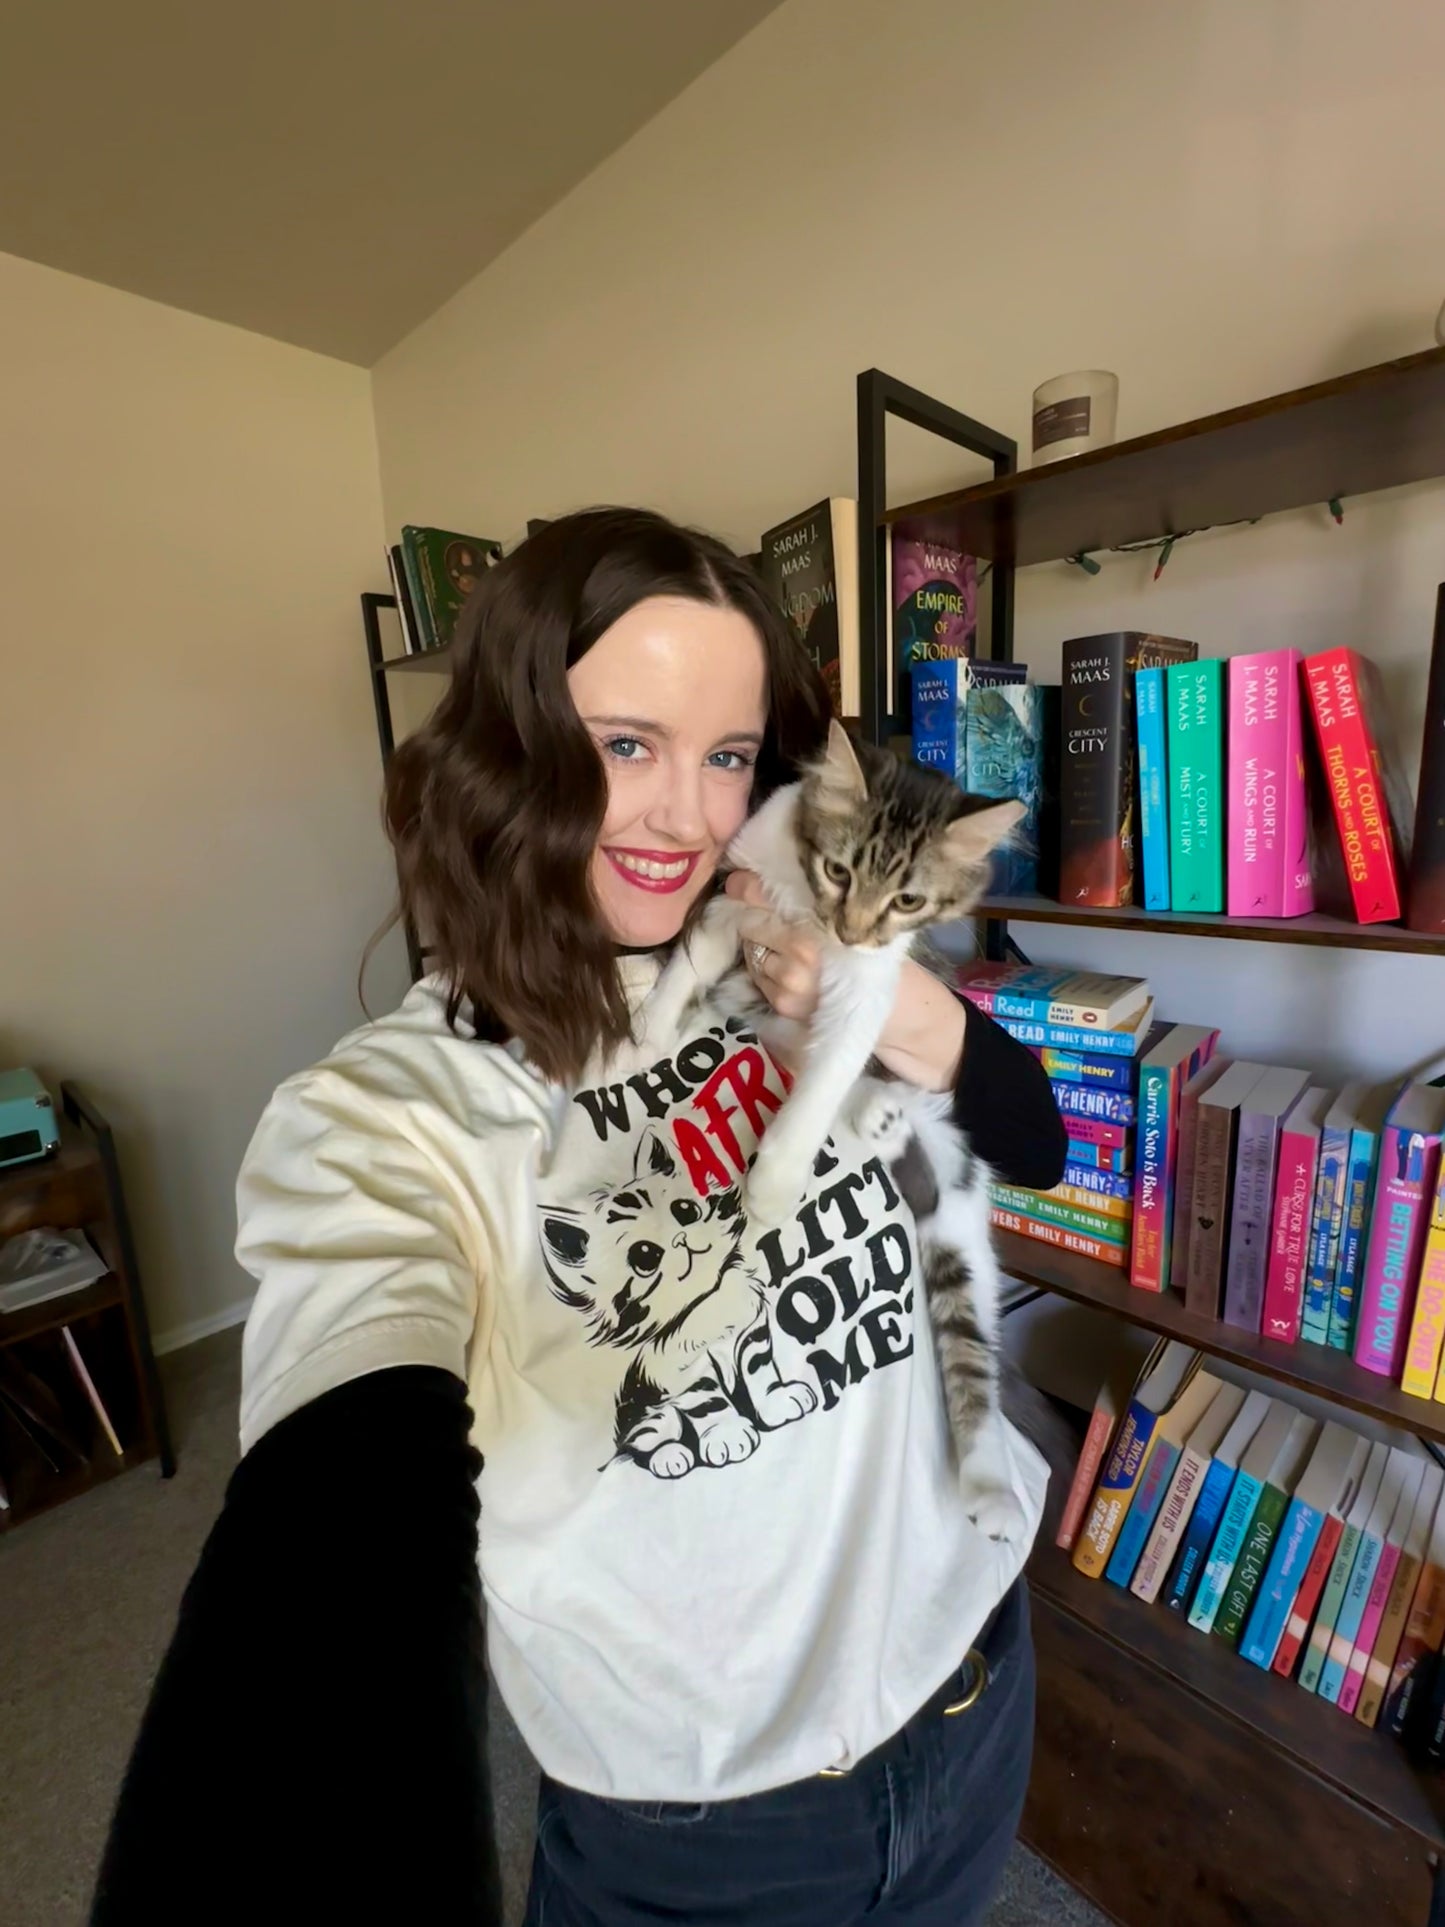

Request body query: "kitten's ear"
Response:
[941, 799, 1026, 867]
[634, 1127, 678, 1182]
[809, 720, 867, 812]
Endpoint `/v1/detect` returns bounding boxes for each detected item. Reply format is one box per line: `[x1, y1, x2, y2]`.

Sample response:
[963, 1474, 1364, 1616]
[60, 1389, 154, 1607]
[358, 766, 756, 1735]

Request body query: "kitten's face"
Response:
[794, 722, 1023, 948]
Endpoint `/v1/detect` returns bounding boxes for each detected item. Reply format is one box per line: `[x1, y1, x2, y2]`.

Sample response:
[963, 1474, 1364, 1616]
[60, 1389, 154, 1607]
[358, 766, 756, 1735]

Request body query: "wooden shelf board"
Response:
[996, 1231, 1445, 1444]
[1028, 1456, 1445, 1848]
[375, 644, 453, 675]
[885, 346, 1445, 566]
[0, 1437, 153, 1531]
[0, 1274, 122, 1352]
[977, 894, 1445, 956]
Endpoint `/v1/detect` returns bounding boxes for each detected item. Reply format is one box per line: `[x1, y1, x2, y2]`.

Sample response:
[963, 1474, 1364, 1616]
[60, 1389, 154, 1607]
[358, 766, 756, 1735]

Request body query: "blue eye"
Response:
[707, 749, 756, 772]
[604, 736, 647, 761]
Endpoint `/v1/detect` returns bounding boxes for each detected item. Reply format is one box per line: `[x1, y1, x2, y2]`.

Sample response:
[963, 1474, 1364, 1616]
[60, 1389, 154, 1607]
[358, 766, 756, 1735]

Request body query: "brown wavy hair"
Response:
[384, 506, 832, 1083]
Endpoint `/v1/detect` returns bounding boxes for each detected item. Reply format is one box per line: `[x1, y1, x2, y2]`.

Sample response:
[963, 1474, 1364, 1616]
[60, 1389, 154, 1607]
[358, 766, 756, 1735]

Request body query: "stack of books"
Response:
[1059, 1340, 1445, 1752]
[957, 965, 1166, 1268]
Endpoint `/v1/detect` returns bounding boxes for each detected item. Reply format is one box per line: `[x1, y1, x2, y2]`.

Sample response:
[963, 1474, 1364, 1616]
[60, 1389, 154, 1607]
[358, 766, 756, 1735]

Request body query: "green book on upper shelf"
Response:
[1167, 659, 1225, 913]
[400, 525, 503, 653]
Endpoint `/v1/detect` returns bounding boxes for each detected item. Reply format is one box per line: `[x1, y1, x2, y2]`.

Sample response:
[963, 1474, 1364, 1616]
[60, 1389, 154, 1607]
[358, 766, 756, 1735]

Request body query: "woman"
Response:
[92, 508, 1066, 1926]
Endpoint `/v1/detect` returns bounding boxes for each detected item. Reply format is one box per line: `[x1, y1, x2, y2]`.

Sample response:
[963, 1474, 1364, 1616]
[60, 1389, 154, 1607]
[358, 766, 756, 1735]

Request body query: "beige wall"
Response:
[0, 251, 408, 1348]
[372, 0, 1445, 1085]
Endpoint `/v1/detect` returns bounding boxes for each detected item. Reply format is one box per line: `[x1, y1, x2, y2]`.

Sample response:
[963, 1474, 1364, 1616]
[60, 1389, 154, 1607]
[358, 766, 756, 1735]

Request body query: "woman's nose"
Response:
[648, 761, 707, 843]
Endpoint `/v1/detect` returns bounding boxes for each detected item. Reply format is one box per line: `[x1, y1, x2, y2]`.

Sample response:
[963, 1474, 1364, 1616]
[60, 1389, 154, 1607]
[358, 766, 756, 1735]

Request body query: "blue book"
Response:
[965, 678, 1044, 895]
[911, 659, 1026, 783]
[1317, 1448, 1418, 1705]
[1052, 1083, 1137, 1126]
[992, 1013, 1154, 1059]
[1240, 1424, 1368, 1671]
[1300, 1092, 1352, 1345]
[1107, 1438, 1182, 1587]
[1136, 666, 1170, 909]
[1036, 1046, 1145, 1092]
[1328, 1090, 1389, 1351]
[1189, 1402, 1293, 1633]
[1164, 1390, 1270, 1614]
[1061, 1161, 1134, 1201]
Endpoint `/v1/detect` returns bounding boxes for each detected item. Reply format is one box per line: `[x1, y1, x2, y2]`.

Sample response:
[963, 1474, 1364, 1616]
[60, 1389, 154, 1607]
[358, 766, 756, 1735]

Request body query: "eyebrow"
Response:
[582, 714, 765, 748]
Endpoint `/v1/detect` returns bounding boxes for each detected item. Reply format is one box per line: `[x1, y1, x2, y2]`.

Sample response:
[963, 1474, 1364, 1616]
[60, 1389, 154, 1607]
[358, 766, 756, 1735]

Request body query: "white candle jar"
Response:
[1031, 370, 1120, 464]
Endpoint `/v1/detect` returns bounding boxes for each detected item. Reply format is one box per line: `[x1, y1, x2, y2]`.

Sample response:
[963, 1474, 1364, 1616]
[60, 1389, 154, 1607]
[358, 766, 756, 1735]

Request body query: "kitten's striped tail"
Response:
[922, 1237, 998, 1463]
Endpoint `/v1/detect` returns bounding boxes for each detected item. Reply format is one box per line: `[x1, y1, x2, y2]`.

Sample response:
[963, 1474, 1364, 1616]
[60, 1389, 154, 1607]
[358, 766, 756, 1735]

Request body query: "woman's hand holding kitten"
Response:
[724, 871, 966, 1094]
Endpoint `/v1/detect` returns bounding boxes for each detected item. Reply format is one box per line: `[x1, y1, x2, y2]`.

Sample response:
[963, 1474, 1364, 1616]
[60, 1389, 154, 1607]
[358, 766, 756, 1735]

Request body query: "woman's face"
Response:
[568, 595, 768, 948]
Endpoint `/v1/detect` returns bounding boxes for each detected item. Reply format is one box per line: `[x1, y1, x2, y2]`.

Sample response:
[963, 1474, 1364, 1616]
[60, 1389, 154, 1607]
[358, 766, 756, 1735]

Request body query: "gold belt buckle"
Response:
[943, 1649, 986, 1716]
[816, 1763, 850, 1778]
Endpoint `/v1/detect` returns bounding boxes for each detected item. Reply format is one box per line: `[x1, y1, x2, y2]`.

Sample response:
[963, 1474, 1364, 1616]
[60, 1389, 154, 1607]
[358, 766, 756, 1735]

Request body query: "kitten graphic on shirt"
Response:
[540, 1126, 815, 1477]
[646, 722, 1028, 1541]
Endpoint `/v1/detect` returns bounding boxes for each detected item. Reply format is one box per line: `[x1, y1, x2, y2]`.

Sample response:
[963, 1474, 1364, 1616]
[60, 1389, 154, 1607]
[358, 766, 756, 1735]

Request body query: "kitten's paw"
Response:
[754, 1378, 818, 1428]
[963, 1482, 1028, 1545]
[646, 1441, 697, 1479]
[849, 1086, 912, 1160]
[697, 1413, 759, 1467]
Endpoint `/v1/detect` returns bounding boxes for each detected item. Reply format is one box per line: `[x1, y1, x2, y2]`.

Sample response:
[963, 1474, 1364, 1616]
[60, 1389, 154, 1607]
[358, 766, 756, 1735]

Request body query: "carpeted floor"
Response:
[0, 1328, 1105, 1926]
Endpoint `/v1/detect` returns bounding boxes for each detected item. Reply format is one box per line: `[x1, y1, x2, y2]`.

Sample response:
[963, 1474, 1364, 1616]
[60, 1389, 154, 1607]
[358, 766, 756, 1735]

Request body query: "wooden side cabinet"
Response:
[0, 1083, 173, 1527]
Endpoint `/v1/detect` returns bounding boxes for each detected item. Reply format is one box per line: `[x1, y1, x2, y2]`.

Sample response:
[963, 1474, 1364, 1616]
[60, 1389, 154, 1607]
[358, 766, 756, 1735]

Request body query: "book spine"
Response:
[1353, 1128, 1440, 1377]
[1222, 1111, 1278, 1333]
[1214, 1483, 1287, 1647]
[1241, 1497, 1323, 1671]
[1106, 1437, 1181, 1587]
[1168, 660, 1224, 912]
[1055, 1402, 1121, 1551]
[1051, 1082, 1136, 1124]
[1304, 648, 1404, 922]
[909, 663, 965, 780]
[990, 1185, 1128, 1242]
[1261, 1124, 1317, 1343]
[1357, 1550, 1425, 1728]
[1132, 1445, 1210, 1604]
[989, 1208, 1128, 1268]
[1228, 654, 1272, 914]
[1169, 1069, 1209, 1296]
[1063, 1138, 1132, 1174]
[1165, 1460, 1236, 1614]
[1328, 1127, 1378, 1350]
[1035, 1048, 1137, 1092]
[1189, 1471, 1264, 1633]
[399, 532, 436, 652]
[1382, 1559, 1445, 1735]
[1051, 1182, 1132, 1221]
[1279, 651, 1316, 916]
[1072, 1399, 1160, 1577]
[992, 1015, 1140, 1057]
[1060, 637, 1131, 907]
[959, 983, 1139, 1029]
[1301, 1121, 1350, 1345]
[1185, 1102, 1237, 1318]
[1060, 1162, 1135, 1200]
[1407, 585, 1445, 934]
[1298, 1524, 1362, 1693]
[1137, 666, 1171, 910]
[1059, 1112, 1131, 1150]
[1405, 1216, 1445, 1400]
[1131, 1061, 1175, 1293]
[1318, 1528, 1385, 1705]
[1273, 1513, 1344, 1678]
[1340, 1543, 1403, 1715]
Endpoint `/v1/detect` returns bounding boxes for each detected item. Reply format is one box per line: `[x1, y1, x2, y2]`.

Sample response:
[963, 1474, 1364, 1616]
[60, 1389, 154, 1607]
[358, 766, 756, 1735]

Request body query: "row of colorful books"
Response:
[1060, 1341, 1445, 1749]
[384, 523, 504, 656]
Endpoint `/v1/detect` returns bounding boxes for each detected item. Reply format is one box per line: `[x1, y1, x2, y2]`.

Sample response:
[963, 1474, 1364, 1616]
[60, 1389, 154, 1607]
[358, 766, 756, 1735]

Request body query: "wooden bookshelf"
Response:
[977, 894, 1445, 956]
[996, 1230, 1445, 1446]
[1027, 1457, 1445, 1851]
[376, 642, 453, 675]
[884, 345, 1445, 566]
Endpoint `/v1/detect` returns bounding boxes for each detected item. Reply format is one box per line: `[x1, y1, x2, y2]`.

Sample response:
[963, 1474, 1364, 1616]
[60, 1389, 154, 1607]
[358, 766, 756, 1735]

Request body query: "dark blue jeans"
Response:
[522, 1580, 1034, 1926]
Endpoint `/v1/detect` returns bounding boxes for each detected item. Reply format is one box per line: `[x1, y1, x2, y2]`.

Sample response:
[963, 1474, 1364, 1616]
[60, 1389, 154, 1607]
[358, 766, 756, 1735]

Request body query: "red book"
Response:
[1273, 1513, 1344, 1678]
[1056, 1368, 1132, 1551]
[1302, 648, 1409, 924]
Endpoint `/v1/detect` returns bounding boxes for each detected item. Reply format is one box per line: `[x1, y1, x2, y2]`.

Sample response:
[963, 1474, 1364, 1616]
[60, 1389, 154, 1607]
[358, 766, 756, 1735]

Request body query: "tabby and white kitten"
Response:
[645, 722, 1027, 1539]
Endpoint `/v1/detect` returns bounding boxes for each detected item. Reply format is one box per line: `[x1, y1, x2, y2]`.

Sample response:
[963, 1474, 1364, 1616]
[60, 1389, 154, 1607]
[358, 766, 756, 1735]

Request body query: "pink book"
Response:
[1063, 1114, 1130, 1152]
[1339, 1541, 1404, 1716]
[1354, 1085, 1445, 1377]
[1262, 1088, 1331, 1344]
[1227, 650, 1314, 918]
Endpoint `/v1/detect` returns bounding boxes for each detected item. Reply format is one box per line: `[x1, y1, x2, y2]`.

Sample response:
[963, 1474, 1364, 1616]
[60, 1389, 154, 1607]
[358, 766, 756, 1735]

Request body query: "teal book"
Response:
[1328, 1088, 1390, 1352]
[1189, 1402, 1294, 1633]
[1136, 666, 1170, 910]
[1167, 659, 1225, 913]
[1239, 1424, 1369, 1671]
[1213, 1413, 1317, 1647]
[1300, 1087, 1356, 1345]
[1299, 1441, 1388, 1693]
